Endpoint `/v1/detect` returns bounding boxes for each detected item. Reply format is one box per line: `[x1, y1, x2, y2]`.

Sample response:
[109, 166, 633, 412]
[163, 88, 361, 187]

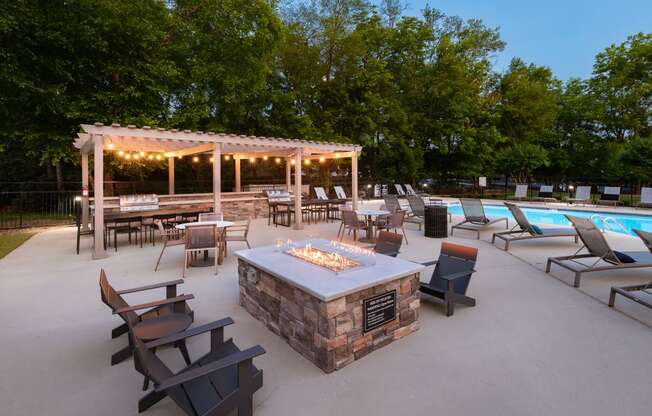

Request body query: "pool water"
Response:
[447, 204, 652, 236]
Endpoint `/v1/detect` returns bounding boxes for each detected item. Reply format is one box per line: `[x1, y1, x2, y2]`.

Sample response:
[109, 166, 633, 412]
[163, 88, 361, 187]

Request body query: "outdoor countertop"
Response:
[234, 239, 424, 301]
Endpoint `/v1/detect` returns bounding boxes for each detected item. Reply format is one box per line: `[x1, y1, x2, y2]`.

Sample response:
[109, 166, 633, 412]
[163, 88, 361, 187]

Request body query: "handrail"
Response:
[590, 214, 628, 234]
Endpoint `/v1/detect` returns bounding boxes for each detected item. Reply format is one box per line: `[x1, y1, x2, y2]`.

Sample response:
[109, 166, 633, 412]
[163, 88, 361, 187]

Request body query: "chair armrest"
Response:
[113, 294, 194, 314]
[145, 317, 235, 349]
[116, 279, 184, 295]
[155, 345, 265, 392]
[420, 260, 439, 267]
[439, 270, 477, 281]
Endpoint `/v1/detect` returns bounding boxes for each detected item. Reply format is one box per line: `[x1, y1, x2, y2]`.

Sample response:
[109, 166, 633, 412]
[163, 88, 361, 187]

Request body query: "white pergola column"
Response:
[81, 150, 90, 231]
[168, 157, 175, 195]
[213, 143, 222, 213]
[235, 157, 241, 192]
[294, 149, 303, 230]
[352, 151, 359, 209]
[285, 157, 292, 191]
[92, 134, 107, 259]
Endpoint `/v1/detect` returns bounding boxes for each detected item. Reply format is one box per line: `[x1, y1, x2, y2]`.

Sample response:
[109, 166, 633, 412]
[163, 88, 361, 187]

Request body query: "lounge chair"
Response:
[492, 203, 578, 251]
[314, 186, 329, 200]
[404, 184, 418, 196]
[418, 242, 478, 316]
[566, 186, 591, 205]
[132, 318, 265, 415]
[608, 230, 652, 311]
[373, 231, 403, 257]
[406, 194, 452, 226]
[635, 187, 652, 208]
[532, 185, 557, 202]
[333, 186, 348, 200]
[394, 184, 406, 196]
[597, 186, 621, 206]
[99, 269, 194, 365]
[508, 184, 528, 201]
[451, 198, 509, 239]
[383, 195, 402, 213]
[546, 216, 652, 287]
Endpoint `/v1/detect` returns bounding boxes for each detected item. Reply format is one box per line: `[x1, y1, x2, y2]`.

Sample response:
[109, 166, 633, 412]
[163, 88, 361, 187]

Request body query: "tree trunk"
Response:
[55, 159, 63, 191]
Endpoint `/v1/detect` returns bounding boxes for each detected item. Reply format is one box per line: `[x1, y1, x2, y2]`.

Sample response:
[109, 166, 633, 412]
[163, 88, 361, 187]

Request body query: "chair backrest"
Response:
[601, 186, 621, 201]
[341, 209, 359, 227]
[514, 184, 528, 198]
[503, 203, 535, 234]
[199, 212, 223, 222]
[429, 242, 478, 295]
[574, 186, 591, 201]
[374, 184, 381, 198]
[334, 186, 347, 199]
[459, 198, 487, 222]
[184, 225, 217, 250]
[314, 187, 329, 200]
[383, 195, 401, 213]
[405, 184, 417, 195]
[388, 210, 406, 228]
[394, 184, 405, 195]
[374, 231, 403, 257]
[565, 215, 619, 264]
[640, 187, 652, 204]
[406, 195, 425, 217]
[99, 269, 139, 326]
[539, 185, 553, 197]
[633, 229, 652, 252]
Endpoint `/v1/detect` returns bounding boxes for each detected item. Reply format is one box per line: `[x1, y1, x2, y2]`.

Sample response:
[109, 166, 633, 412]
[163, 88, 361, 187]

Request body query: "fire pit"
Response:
[285, 244, 360, 273]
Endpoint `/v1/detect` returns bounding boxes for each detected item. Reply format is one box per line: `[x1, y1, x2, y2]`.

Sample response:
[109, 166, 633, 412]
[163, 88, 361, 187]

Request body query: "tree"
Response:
[621, 136, 652, 183]
[495, 143, 549, 183]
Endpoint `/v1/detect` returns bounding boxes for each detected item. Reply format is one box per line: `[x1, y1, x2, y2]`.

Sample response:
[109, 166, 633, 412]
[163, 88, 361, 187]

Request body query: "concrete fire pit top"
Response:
[235, 239, 425, 301]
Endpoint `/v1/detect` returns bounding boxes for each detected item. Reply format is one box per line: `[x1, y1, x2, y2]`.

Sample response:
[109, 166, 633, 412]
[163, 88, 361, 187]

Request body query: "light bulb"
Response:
[249, 157, 255, 163]
[148, 155, 153, 160]
[263, 156, 268, 161]
[156, 155, 162, 160]
[118, 150, 124, 156]
[319, 157, 325, 163]
[125, 154, 131, 159]
[210, 157, 214, 162]
[275, 157, 281, 164]
[107, 143, 114, 150]
[224, 155, 230, 160]
[193, 156, 199, 162]
[139, 151, 145, 156]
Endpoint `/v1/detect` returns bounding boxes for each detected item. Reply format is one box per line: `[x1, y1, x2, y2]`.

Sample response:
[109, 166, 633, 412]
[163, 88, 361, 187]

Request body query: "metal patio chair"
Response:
[154, 220, 184, 271]
[183, 224, 221, 277]
[373, 231, 403, 257]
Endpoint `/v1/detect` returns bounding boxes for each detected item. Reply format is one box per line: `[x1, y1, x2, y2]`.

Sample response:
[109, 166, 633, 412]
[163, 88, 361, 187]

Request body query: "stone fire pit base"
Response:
[238, 259, 420, 373]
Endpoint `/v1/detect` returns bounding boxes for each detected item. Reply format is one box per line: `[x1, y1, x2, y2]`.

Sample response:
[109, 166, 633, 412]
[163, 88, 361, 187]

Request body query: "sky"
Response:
[392, 0, 652, 80]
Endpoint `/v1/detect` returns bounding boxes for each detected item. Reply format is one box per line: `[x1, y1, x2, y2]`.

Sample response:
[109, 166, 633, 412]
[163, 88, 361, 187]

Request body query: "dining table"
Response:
[175, 220, 234, 266]
[354, 208, 390, 243]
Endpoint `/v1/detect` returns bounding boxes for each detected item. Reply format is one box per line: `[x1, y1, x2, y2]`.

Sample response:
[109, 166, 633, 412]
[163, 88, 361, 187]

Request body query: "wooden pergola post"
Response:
[168, 156, 175, 195]
[81, 150, 90, 231]
[352, 151, 359, 209]
[235, 157, 241, 192]
[213, 142, 222, 213]
[285, 157, 292, 191]
[294, 149, 303, 230]
[92, 134, 107, 259]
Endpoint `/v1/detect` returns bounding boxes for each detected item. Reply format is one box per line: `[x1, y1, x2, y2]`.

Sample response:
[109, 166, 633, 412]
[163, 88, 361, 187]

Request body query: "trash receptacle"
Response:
[424, 205, 448, 238]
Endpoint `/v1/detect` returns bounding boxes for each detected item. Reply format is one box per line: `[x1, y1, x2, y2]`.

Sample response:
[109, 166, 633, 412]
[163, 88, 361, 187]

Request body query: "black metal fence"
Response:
[0, 190, 80, 229]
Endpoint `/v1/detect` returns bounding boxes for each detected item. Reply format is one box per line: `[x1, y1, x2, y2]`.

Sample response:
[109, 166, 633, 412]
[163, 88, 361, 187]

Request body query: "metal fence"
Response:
[0, 190, 80, 229]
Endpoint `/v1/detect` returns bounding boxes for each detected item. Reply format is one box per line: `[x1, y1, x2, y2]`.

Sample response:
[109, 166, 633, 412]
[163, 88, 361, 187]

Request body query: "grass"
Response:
[0, 232, 35, 259]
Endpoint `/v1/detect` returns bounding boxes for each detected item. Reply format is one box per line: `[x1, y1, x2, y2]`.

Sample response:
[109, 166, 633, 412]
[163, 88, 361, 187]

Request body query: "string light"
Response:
[139, 151, 145, 157]
[291, 159, 295, 165]
[156, 155, 162, 160]
[107, 143, 114, 150]
[304, 159, 311, 166]
[275, 157, 281, 164]
[177, 155, 182, 159]
[118, 150, 124, 157]
[224, 155, 230, 161]
[319, 157, 325, 163]
[193, 156, 199, 163]
[249, 157, 255, 163]
[263, 155, 268, 161]
[133, 154, 140, 160]
[334, 153, 340, 158]
[210, 157, 214, 162]
[125, 154, 131, 159]
[164, 153, 171, 158]
[148, 155, 153, 160]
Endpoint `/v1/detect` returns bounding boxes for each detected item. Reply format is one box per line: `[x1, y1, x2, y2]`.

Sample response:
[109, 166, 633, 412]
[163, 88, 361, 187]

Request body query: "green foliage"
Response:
[495, 143, 549, 183]
[621, 136, 652, 182]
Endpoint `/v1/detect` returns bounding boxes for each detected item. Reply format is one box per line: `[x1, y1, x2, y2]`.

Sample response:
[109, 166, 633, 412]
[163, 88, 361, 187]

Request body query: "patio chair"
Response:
[99, 269, 194, 366]
[154, 220, 184, 271]
[418, 242, 478, 316]
[338, 209, 367, 242]
[394, 184, 406, 196]
[404, 184, 417, 196]
[607, 230, 652, 311]
[376, 210, 409, 244]
[451, 198, 509, 239]
[383, 195, 401, 213]
[508, 184, 528, 201]
[224, 218, 251, 253]
[635, 187, 652, 208]
[546, 216, 652, 287]
[532, 185, 557, 202]
[566, 186, 592, 205]
[132, 319, 265, 415]
[183, 224, 221, 277]
[199, 212, 223, 222]
[106, 216, 143, 251]
[491, 203, 578, 251]
[597, 186, 621, 206]
[334, 186, 348, 200]
[405, 194, 424, 230]
[373, 231, 403, 257]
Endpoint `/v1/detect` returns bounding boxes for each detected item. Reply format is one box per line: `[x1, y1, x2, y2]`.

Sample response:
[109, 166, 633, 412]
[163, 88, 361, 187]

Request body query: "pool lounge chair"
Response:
[451, 199, 509, 239]
[404, 184, 417, 196]
[546, 216, 652, 288]
[508, 184, 528, 201]
[394, 184, 406, 196]
[383, 195, 402, 213]
[635, 187, 652, 208]
[608, 230, 652, 311]
[333, 186, 348, 200]
[597, 186, 621, 206]
[566, 186, 592, 205]
[532, 185, 557, 202]
[492, 203, 578, 251]
[314, 186, 329, 200]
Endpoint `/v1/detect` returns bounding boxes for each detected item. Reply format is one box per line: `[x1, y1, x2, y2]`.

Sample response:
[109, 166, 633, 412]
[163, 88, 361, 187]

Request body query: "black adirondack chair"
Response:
[373, 231, 403, 257]
[419, 242, 478, 316]
[133, 318, 265, 416]
[99, 269, 195, 366]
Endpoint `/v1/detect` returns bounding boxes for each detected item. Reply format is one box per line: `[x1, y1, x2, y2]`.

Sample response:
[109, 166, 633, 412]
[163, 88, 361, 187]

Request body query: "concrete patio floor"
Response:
[1, 204, 651, 416]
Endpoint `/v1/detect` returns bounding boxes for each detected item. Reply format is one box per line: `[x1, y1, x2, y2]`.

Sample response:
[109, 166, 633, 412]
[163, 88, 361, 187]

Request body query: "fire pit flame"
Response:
[286, 243, 360, 273]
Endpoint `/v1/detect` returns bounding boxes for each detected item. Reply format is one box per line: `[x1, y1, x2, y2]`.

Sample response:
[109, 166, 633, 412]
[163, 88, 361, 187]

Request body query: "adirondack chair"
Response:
[419, 242, 478, 316]
[132, 318, 265, 416]
[99, 269, 194, 366]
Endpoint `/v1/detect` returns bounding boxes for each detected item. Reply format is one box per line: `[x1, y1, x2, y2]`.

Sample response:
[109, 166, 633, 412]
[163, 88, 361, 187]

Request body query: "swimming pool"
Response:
[447, 204, 652, 236]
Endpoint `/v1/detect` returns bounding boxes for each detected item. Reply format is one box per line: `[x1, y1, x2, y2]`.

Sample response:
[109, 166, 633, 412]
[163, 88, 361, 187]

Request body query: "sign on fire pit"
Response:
[363, 290, 397, 332]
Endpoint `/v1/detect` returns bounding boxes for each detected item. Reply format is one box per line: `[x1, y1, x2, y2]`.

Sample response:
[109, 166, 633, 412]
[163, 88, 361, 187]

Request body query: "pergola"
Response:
[74, 123, 362, 259]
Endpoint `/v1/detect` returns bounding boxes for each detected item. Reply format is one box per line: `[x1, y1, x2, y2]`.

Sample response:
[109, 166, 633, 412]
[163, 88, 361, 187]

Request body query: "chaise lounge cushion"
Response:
[613, 251, 636, 263]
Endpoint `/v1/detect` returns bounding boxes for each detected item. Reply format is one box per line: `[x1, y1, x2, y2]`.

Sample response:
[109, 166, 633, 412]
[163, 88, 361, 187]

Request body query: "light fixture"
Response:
[133, 154, 140, 160]
[74, 196, 82, 202]
[249, 157, 255, 163]
[210, 157, 214, 162]
[319, 157, 325, 163]
[304, 159, 311, 165]
[125, 154, 131, 159]
[193, 156, 199, 163]
[148, 155, 153, 160]
[139, 151, 145, 157]
[177, 155, 182, 159]
[164, 152, 171, 158]
[107, 143, 115, 150]
[366, 184, 371, 188]
[275, 157, 281, 164]
[156, 155, 162, 160]
[118, 150, 124, 157]
[224, 155, 230, 160]
[291, 159, 295, 165]
[334, 153, 340, 158]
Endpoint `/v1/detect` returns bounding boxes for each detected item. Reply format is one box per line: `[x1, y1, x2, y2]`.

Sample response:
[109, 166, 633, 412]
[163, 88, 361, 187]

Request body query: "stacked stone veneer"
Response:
[238, 259, 420, 373]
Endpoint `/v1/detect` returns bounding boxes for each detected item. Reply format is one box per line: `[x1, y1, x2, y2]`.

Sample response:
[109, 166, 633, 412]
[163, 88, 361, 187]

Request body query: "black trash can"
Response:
[424, 205, 448, 238]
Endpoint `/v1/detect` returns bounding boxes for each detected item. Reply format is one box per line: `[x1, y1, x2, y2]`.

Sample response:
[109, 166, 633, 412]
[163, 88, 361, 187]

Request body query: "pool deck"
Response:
[0, 200, 650, 416]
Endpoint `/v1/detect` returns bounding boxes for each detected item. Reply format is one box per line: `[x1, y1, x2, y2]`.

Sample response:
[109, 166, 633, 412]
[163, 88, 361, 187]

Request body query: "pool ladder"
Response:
[590, 214, 628, 234]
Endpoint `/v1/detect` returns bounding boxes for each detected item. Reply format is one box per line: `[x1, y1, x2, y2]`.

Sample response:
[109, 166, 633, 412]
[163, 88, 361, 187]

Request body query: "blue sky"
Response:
[391, 0, 652, 80]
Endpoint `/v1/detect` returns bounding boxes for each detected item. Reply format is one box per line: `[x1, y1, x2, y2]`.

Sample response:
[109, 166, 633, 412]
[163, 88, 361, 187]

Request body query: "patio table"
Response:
[355, 208, 390, 243]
